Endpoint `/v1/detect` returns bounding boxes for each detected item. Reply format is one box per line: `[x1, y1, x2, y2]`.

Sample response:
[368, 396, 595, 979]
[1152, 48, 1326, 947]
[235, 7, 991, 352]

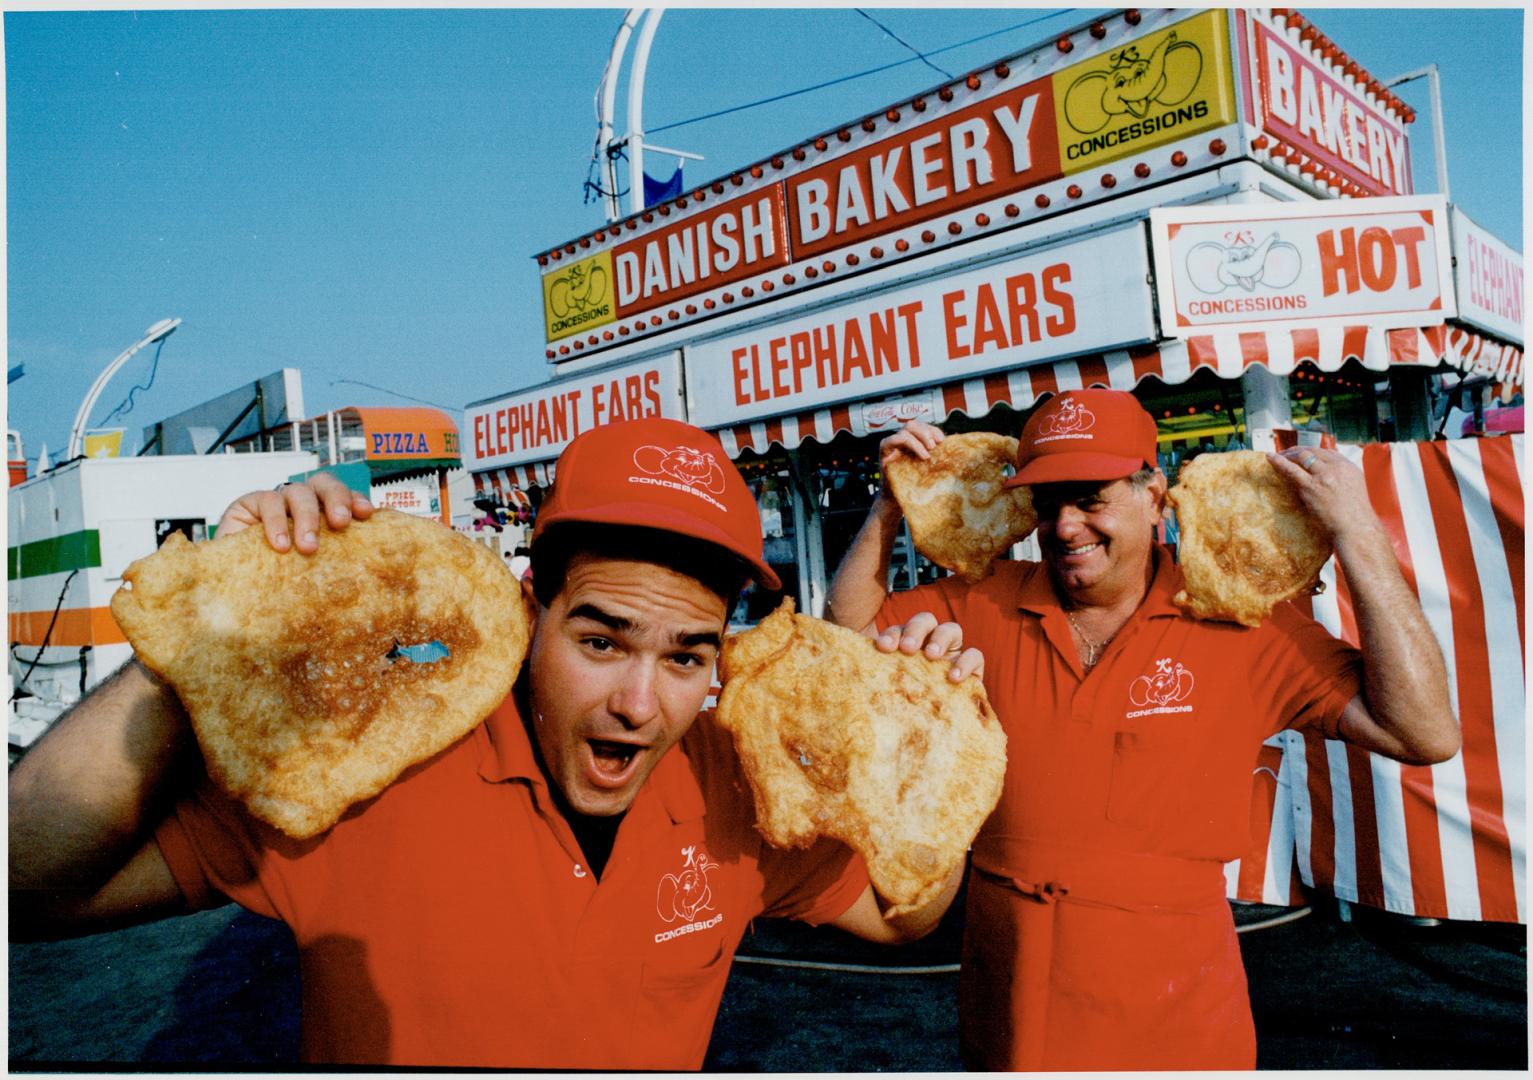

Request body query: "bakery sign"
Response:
[1450, 208, 1524, 346]
[686, 221, 1154, 428]
[1251, 19, 1412, 197]
[465, 353, 684, 470]
[1150, 196, 1455, 336]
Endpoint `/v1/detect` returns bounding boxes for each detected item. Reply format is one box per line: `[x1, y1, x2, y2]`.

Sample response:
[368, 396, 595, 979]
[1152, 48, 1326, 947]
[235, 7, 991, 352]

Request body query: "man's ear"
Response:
[521, 574, 541, 629]
[1146, 468, 1170, 515]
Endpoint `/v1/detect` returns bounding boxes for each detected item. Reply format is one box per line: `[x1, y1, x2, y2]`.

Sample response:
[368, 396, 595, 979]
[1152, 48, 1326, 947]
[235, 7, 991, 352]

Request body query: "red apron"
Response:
[960, 836, 1255, 1071]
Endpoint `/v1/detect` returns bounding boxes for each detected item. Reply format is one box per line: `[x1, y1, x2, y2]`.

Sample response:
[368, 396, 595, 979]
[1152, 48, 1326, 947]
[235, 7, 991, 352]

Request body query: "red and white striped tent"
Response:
[1231, 435, 1524, 923]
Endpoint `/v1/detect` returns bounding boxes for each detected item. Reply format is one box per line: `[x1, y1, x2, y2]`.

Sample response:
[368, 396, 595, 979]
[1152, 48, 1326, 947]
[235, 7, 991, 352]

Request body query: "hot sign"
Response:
[1150, 196, 1455, 336]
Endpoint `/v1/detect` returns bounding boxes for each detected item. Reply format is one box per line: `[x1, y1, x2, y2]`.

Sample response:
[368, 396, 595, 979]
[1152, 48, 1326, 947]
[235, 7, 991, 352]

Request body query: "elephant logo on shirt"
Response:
[633, 445, 727, 495]
[657, 845, 720, 923]
[1129, 657, 1195, 707]
[1038, 398, 1097, 437]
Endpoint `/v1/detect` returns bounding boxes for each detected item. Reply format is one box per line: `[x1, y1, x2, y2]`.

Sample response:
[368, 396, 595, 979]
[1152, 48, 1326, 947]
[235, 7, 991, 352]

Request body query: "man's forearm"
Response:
[10, 659, 199, 905]
[1336, 522, 1458, 762]
[825, 496, 904, 632]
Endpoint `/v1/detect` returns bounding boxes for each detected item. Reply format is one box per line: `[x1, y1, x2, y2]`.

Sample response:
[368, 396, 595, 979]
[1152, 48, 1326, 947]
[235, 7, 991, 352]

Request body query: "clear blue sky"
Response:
[5, 5, 1523, 467]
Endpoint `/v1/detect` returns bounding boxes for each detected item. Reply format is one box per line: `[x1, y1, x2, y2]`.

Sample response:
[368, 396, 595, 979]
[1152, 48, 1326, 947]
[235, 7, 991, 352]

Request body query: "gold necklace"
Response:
[1065, 610, 1111, 670]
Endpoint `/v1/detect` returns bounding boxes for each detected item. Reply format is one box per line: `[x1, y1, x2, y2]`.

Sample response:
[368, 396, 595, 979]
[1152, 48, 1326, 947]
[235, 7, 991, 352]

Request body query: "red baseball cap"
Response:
[533, 418, 781, 591]
[1005, 389, 1159, 486]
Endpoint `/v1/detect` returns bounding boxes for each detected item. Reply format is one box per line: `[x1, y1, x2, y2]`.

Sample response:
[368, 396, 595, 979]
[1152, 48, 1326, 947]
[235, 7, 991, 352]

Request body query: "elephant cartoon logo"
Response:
[657, 845, 720, 923]
[548, 262, 608, 319]
[1128, 657, 1196, 708]
[633, 445, 727, 494]
[1185, 230, 1303, 294]
[1064, 31, 1204, 135]
[1038, 397, 1097, 437]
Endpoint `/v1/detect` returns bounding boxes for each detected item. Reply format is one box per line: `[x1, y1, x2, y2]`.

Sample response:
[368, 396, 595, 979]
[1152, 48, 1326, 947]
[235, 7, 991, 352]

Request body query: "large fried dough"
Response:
[1168, 450, 1332, 628]
[715, 600, 1006, 918]
[112, 509, 530, 838]
[886, 432, 1036, 581]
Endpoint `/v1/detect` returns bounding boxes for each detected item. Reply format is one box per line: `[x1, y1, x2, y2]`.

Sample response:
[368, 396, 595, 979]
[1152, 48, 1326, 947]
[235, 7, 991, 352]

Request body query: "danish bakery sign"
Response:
[465, 354, 683, 470]
[1253, 20, 1412, 197]
[1150, 196, 1455, 335]
[541, 191, 789, 343]
[687, 222, 1155, 428]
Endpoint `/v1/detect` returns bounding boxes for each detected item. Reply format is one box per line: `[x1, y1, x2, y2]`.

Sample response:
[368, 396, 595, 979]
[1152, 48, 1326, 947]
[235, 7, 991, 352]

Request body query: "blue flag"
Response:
[643, 164, 684, 208]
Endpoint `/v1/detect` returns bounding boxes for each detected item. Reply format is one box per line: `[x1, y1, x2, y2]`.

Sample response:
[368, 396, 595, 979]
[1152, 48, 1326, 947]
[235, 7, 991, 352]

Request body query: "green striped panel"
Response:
[7, 529, 101, 580]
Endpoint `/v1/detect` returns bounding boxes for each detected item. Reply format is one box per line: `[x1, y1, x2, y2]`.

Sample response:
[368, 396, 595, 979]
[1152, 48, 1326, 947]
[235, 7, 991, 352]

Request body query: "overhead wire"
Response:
[855, 8, 953, 81]
[646, 9, 1076, 137]
[99, 337, 169, 426]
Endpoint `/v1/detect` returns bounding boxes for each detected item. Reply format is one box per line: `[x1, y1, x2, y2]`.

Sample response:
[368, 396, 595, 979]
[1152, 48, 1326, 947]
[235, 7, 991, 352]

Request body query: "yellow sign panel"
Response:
[542, 250, 616, 342]
[84, 430, 123, 459]
[1053, 10, 1235, 174]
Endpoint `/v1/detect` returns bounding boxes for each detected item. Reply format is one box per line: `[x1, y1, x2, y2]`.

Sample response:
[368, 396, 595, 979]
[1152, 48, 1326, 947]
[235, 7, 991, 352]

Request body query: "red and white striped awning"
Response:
[471, 322, 1522, 490]
[473, 458, 556, 499]
[716, 324, 1453, 458]
[1442, 324, 1524, 394]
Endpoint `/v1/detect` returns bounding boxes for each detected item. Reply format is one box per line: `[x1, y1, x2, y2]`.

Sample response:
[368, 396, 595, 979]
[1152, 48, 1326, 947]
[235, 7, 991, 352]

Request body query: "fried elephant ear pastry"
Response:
[885, 432, 1036, 582]
[1167, 450, 1333, 628]
[111, 509, 530, 839]
[715, 599, 1006, 918]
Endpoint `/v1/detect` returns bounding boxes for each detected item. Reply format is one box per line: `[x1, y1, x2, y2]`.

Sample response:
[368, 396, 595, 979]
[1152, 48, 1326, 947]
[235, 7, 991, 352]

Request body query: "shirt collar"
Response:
[477, 684, 708, 826]
[1015, 544, 1184, 619]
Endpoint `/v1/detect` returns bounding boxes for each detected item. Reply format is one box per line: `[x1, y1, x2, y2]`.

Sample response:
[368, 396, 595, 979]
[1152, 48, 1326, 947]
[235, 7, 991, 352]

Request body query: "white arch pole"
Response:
[596, 9, 644, 222]
[627, 8, 665, 216]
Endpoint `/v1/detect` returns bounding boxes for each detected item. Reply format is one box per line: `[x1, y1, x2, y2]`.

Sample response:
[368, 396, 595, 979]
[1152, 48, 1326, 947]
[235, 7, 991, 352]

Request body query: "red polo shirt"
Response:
[154, 695, 868, 1069]
[880, 546, 1362, 1070]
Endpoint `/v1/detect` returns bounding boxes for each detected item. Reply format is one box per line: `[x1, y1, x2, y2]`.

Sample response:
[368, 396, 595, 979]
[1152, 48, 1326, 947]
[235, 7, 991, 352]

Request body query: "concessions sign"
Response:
[1251, 19, 1412, 197]
[687, 222, 1154, 428]
[466, 353, 683, 470]
[1053, 10, 1236, 174]
[1451, 208, 1524, 346]
[1150, 196, 1455, 335]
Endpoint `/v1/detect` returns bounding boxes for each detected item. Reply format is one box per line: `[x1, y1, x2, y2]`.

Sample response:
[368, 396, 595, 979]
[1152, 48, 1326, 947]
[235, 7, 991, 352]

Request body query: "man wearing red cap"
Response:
[827, 388, 1456, 1070]
[12, 417, 974, 1068]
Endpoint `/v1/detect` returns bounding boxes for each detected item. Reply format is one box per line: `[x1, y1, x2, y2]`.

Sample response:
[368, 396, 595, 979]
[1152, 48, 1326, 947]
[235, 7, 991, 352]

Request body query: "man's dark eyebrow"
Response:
[568, 603, 719, 650]
[567, 603, 633, 633]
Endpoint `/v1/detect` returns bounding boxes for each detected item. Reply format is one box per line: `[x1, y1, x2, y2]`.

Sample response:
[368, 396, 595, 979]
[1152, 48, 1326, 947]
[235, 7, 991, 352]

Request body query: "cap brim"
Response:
[1006, 452, 1147, 487]
[535, 502, 782, 593]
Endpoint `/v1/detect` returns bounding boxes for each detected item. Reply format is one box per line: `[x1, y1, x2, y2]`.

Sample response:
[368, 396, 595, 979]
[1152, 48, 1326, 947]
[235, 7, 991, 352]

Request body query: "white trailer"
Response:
[8, 451, 317, 755]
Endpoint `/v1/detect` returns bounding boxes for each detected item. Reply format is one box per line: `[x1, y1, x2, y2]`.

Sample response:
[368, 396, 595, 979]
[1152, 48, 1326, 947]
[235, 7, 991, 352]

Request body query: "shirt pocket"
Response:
[1105, 728, 1190, 827]
[635, 939, 731, 1068]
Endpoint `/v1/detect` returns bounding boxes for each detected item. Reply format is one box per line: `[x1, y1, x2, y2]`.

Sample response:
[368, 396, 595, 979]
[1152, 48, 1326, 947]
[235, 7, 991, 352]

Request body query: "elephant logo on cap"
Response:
[1129, 657, 1195, 707]
[634, 444, 727, 494]
[1038, 398, 1097, 437]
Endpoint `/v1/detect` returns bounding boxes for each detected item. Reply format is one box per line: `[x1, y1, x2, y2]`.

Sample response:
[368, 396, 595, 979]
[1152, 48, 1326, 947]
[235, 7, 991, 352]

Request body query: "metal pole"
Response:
[1383, 64, 1449, 201]
[597, 9, 643, 223]
[627, 8, 665, 216]
[66, 318, 180, 461]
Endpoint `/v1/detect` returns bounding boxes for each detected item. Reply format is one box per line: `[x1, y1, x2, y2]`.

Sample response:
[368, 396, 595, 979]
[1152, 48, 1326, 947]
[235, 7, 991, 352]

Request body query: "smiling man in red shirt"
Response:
[10, 418, 972, 1069]
[827, 388, 1457, 1070]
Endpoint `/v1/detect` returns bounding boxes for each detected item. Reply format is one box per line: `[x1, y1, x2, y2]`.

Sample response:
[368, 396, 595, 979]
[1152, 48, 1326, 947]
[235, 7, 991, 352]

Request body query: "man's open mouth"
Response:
[586, 739, 643, 783]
